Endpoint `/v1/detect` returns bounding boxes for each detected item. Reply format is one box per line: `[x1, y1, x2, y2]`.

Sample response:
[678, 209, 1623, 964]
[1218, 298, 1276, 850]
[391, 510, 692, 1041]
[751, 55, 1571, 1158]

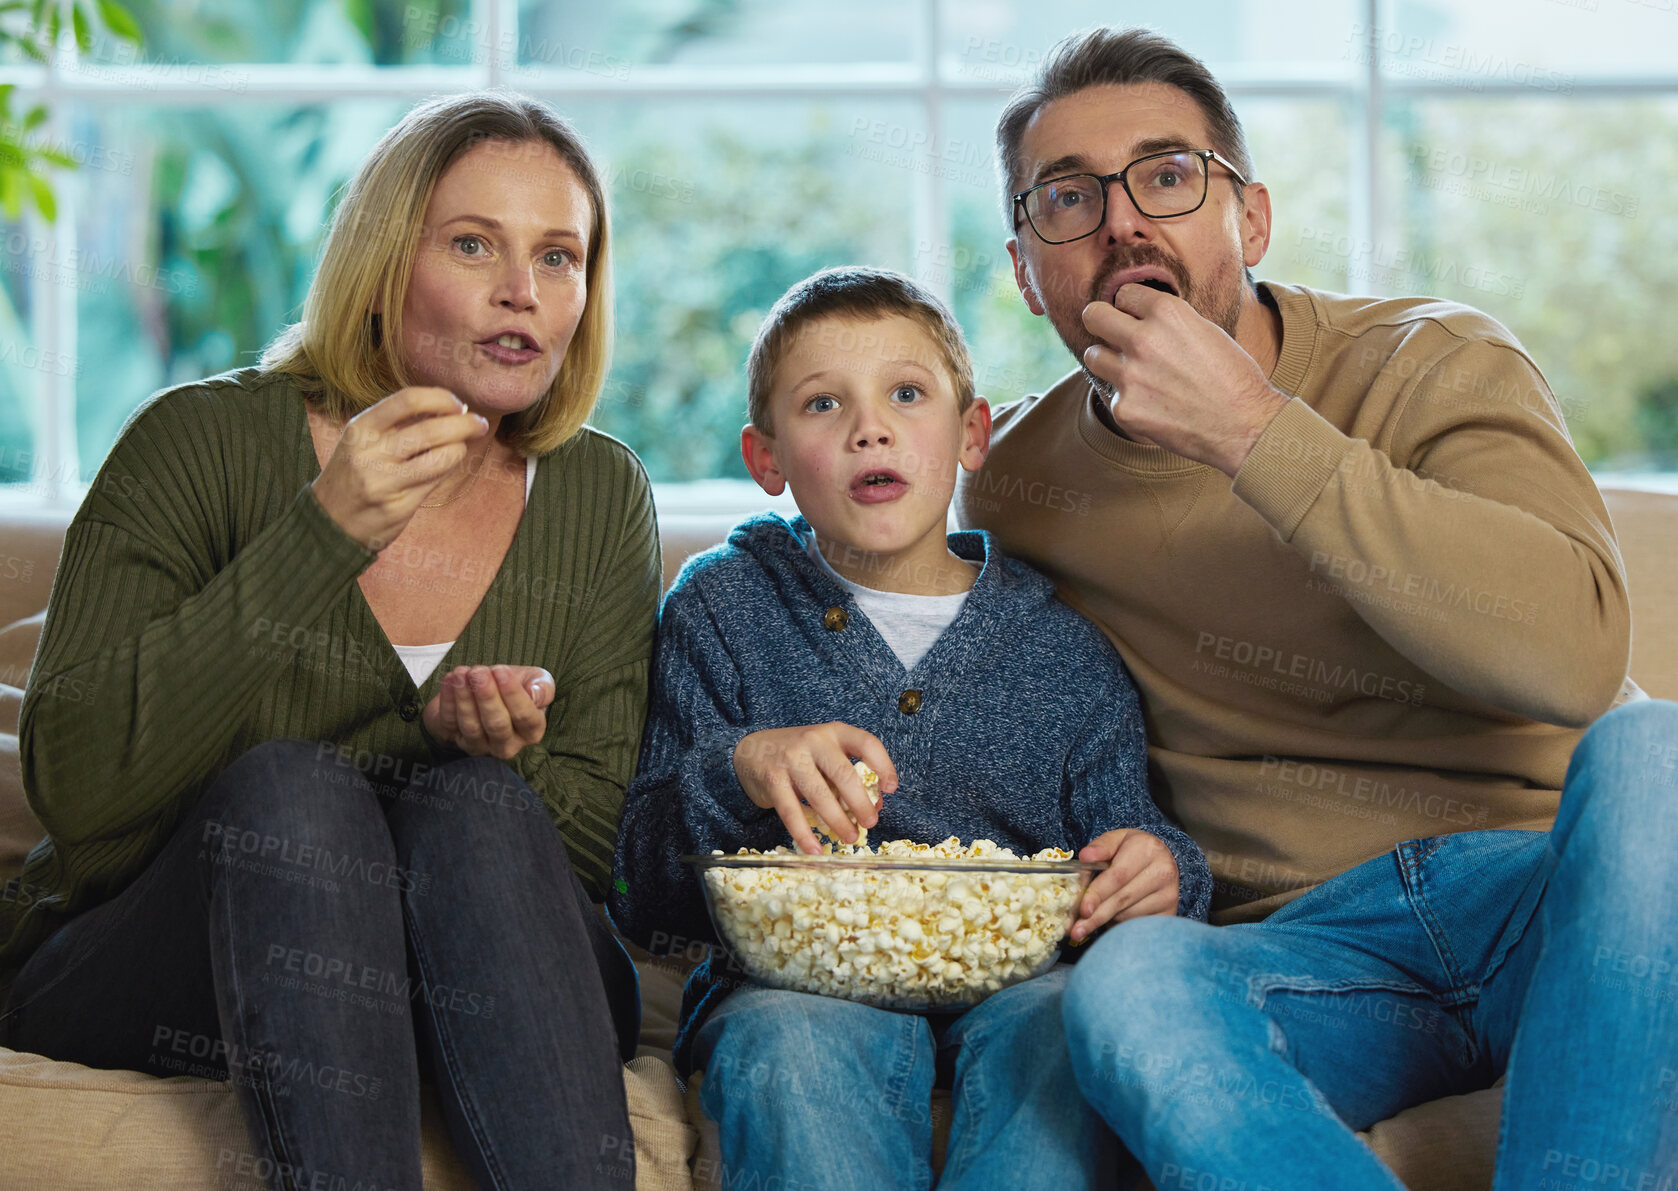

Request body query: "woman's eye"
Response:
[542, 248, 574, 269]
[890, 385, 923, 404]
[453, 235, 486, 256]
[805, 395, 838, 414]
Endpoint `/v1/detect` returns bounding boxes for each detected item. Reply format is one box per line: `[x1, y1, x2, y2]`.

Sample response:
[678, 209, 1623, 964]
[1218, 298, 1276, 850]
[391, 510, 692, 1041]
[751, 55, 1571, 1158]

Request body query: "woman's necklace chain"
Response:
[419, 459, 483, 509]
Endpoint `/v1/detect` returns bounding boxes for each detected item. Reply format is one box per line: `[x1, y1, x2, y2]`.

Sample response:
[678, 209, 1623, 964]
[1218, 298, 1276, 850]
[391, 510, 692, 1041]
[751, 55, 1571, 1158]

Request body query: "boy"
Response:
[610, 267, 1209, 1189]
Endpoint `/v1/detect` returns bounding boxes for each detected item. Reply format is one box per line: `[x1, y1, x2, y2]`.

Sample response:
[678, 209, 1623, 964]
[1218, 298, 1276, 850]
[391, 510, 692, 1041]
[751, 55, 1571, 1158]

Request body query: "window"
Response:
[3, 0, 1675, 508]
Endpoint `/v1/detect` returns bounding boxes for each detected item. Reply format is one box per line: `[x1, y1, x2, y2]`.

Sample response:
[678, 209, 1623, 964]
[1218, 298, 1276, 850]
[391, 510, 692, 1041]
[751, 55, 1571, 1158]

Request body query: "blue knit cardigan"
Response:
[608, 513, 1210, 1071]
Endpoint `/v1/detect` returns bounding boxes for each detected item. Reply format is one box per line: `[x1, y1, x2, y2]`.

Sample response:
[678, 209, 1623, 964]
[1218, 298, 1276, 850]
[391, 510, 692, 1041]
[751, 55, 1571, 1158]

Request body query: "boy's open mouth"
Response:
[850, 468, 908, 503]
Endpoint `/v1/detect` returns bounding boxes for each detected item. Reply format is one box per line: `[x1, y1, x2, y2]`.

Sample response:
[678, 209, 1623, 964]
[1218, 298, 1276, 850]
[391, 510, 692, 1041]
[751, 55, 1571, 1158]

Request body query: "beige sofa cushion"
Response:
[0, 1044, 696, 1191]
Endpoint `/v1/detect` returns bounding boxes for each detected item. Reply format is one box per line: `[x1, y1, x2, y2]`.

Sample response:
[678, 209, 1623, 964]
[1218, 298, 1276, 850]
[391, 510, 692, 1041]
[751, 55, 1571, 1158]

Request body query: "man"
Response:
[957, 26, 1677, 1189]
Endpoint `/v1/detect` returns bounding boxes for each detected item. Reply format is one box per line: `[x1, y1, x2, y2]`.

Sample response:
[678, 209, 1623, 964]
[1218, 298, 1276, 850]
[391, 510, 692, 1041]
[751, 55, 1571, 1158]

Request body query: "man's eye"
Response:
[890, 385, 923, 404]
[454, 235, 486, 255]
[805, 395, 838, 413]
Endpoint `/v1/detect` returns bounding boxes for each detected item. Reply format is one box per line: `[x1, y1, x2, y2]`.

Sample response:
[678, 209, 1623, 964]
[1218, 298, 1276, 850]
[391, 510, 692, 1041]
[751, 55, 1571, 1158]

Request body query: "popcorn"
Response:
[802, 760, 882, 846]
[700, 831, 1085, 1010]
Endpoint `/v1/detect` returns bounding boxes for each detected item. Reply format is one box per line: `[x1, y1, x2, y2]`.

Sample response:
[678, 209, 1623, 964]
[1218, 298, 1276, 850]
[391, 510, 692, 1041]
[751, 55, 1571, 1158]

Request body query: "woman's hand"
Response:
[422, 664, 555, 760]
[310, 386, 490, 551]
[1068, 829, 1180, 942]
[732, 722, 898, 855]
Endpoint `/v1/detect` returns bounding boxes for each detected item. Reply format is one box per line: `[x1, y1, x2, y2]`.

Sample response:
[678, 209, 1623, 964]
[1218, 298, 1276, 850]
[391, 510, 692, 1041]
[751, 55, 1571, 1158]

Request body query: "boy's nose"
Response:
[854, 431, 890, 448]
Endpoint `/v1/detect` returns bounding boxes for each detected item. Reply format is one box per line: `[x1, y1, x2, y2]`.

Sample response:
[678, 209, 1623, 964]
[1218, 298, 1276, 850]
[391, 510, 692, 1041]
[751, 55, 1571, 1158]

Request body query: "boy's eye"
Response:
[805, 394, 838, 414]
[890, 384, 923, 404]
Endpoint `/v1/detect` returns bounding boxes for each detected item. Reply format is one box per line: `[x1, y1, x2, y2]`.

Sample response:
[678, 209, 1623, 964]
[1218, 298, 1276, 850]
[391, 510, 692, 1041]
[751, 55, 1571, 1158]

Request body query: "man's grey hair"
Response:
[995, 27, 1255, 228]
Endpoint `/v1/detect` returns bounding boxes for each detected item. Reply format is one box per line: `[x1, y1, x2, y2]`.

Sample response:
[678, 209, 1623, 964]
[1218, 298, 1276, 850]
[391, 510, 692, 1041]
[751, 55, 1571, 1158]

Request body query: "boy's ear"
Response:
[740, 424, 787, 496]
[959, 396, 992, 473]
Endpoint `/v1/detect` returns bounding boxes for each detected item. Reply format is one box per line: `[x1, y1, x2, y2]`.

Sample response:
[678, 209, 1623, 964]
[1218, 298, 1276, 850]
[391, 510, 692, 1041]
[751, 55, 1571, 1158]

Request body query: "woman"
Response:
[0, 93, 656, 1189]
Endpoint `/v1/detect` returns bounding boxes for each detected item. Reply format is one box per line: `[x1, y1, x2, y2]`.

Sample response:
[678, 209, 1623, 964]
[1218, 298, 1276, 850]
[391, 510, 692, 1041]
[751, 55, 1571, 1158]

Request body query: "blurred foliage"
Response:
[0, 0, 141, 221]
[6, 3, 1678, 490]
[590, 112, 904, 480]
[1635, 377, 1678, 467]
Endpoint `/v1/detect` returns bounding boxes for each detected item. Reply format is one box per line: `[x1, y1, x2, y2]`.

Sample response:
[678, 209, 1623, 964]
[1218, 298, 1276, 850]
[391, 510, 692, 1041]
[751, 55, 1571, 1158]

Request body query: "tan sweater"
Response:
[957, 282, 1632, 924]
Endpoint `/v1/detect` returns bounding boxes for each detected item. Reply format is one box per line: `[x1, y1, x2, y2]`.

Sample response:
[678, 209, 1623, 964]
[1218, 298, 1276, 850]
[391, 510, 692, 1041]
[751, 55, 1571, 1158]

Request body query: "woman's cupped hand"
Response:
[423, 664, 555, 760]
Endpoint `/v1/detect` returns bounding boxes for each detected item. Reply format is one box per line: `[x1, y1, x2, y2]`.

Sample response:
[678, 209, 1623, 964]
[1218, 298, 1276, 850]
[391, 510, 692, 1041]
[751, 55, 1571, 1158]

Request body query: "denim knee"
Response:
[1559, 699, 1678, 862]
[198, 738, 389, 844]
[384, 754, 558, 871]
[1064, 917, 1222, 1049]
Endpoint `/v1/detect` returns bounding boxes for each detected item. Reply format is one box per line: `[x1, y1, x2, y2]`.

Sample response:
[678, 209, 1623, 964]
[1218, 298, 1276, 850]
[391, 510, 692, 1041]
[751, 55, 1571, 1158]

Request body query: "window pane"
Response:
[1380, 0, 1678, 83]
[570, 99, 918, 482]
[67, 100, 407, 478]
[72, 0, 474, 69]
[1386, 96, 1678, 469]
[939, 97, 1351, 409]
[516, 0, 915, 71]
[941, 0, 1359, 86]
[0, 223, 36, 485]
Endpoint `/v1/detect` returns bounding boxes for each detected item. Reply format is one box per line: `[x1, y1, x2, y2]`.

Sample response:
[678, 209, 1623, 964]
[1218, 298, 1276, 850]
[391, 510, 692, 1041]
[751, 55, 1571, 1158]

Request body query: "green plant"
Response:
[0, 0, 141, 220]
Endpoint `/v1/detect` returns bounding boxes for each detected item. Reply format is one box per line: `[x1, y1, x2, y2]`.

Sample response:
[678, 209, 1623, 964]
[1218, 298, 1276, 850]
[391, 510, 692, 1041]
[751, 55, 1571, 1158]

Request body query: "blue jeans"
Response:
[692, 965, 1126, 1191]
[1063, 699, 1678, 1190]
[0, 739, 640, 1191]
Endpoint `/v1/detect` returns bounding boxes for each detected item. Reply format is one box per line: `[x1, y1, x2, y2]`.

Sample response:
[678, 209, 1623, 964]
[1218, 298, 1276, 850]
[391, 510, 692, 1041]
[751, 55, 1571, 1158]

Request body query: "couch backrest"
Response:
[4, 488, 1675, 699]
[1602, 488, 1678, 701]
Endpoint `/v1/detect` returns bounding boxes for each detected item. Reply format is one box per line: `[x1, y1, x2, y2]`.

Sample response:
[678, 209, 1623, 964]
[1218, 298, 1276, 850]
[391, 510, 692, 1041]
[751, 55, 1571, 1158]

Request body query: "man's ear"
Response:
[959, 396, 992, 472]
[1239, 180, 1272, 270]
[740, 424, 786, 496]
[1007, 238, 1046, 317]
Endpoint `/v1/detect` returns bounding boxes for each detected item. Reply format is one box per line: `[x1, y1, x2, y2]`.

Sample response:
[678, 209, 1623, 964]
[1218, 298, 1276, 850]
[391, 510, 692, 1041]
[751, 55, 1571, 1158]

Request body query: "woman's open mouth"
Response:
[477, 331, 541, 366]
[850, 468, 908, 504]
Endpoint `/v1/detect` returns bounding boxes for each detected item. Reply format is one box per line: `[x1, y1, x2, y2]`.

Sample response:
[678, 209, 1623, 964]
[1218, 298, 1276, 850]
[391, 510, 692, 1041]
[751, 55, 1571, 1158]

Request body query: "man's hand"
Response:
[423, 664, 554, 761]
[1069, 829, 1180, 942]
[733, 723, 898, 855]
[1081, 283, 1291, 477]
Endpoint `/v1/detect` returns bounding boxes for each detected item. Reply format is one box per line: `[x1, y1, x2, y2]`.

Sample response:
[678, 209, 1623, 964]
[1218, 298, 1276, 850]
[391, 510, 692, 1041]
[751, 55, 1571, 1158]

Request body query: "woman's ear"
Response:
[959, 396, 992, 472]
[741, 424, 787, 496]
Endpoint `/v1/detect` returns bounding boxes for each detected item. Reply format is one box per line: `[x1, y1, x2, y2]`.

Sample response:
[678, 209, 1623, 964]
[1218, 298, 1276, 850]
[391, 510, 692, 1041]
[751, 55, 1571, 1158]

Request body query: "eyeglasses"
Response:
[1013, 149, 1250, 245]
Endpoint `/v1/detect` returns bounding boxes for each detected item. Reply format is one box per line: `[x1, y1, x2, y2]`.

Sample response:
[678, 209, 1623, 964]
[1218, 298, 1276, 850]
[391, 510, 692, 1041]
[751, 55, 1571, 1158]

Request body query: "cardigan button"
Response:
[398, 698, 420, 722]
[823, 606, 849, 631]
[897, 689, 922, 715]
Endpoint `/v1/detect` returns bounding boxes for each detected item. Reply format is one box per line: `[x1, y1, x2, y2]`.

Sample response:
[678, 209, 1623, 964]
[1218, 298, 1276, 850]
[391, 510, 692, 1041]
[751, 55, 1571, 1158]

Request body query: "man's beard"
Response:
[1038, 244, 1245, 401]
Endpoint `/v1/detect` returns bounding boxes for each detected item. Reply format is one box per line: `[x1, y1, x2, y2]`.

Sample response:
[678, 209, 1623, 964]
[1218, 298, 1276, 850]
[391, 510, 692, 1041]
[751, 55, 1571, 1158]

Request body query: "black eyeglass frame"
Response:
[1012, 148, 1251, 244]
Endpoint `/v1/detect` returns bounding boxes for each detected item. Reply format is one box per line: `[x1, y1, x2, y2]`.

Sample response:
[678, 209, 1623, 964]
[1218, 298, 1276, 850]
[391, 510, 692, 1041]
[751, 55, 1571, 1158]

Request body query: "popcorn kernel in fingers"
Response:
[801, 759, 883, 847]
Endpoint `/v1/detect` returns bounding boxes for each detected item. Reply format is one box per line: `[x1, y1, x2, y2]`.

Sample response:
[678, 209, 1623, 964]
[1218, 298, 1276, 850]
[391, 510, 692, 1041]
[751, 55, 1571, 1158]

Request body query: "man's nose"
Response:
[1101, 178, 1154, 241]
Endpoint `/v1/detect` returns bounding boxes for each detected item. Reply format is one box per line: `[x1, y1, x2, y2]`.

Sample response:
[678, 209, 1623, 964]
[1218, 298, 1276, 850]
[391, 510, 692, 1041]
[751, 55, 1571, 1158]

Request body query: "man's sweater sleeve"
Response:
[1232, 337, 1629, 728]
[1064, 650, 1211, 922]
[20, 397, 375, 846]
[608, 571, 776, 951]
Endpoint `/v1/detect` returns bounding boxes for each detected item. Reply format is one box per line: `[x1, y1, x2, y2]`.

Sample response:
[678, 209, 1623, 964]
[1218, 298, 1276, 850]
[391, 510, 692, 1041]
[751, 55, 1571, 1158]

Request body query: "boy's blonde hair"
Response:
[746, 267, 975, 435]
[261, 91, 612, 456]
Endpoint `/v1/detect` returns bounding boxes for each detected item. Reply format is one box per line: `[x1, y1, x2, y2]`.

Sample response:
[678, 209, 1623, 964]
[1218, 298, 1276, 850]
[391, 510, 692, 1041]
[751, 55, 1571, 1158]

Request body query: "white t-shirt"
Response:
[390, 455, 536, 685]
[803, 534, 969, 672]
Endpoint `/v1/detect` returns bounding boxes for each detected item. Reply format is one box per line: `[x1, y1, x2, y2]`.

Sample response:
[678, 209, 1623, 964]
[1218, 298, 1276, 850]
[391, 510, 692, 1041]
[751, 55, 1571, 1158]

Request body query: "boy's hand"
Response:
[1069, 829, 1179, 942]
[733, 723, 898, 855]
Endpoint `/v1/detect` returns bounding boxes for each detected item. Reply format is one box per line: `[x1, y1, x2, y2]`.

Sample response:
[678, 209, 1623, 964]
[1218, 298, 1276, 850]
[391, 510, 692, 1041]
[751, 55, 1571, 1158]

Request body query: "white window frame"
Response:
[4, 0, 1677, 515]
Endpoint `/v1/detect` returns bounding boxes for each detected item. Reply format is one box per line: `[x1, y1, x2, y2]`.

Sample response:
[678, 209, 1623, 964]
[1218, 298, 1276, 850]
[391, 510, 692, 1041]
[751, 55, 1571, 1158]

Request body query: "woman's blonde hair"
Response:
[262, 91, 612, 455]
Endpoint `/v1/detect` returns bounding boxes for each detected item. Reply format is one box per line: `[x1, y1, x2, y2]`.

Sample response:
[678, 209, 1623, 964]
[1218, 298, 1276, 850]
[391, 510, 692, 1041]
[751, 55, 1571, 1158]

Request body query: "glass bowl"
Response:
[683, 852, 1104, 1012]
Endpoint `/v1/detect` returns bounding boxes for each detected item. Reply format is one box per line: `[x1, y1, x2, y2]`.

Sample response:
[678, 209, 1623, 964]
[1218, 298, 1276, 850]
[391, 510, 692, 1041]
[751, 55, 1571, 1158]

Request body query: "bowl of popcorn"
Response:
[685, 765, 1102, 1011]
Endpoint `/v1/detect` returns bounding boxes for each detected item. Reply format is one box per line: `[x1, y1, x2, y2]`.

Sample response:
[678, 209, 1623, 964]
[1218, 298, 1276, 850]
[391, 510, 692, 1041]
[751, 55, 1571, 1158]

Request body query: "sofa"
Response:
[1, 486, 1673, 1190]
